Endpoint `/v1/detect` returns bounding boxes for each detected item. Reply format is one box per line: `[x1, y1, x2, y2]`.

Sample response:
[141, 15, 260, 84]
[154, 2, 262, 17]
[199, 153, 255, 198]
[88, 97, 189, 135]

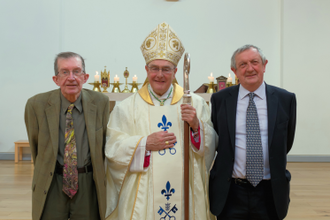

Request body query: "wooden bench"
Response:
[14, 140, 33, 163]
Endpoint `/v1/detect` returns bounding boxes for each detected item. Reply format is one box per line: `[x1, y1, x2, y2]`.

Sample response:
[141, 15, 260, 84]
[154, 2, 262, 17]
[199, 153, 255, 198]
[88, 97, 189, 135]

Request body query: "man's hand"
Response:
[146, 131, 177, 151]
[181, 104, 199, 131]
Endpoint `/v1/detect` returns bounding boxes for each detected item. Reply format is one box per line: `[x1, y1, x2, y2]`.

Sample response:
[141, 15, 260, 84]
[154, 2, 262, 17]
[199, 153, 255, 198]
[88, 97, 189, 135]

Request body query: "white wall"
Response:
[0, 0, 328, 157]
[283, 0, 330, 155]
[0, 0, 61, 156]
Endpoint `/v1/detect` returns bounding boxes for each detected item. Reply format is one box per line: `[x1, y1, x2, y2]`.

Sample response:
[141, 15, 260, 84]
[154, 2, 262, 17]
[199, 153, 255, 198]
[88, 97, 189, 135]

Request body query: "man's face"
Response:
[52, 57, 89, 102]
[146, 59, 177, 96]
[231, 48, 268, 91]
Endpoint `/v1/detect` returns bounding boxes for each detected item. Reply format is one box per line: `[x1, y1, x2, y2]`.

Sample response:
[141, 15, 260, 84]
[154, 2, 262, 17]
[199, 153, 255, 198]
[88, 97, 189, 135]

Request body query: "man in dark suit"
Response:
[25, 52, 110, 220]
[209, 45, 296, 220]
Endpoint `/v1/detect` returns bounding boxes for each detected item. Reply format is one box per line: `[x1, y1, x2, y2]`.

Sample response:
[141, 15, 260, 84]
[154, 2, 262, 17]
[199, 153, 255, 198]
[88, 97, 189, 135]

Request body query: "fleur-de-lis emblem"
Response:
[161, 181, 175, 201]
[158, 115, 172, 131]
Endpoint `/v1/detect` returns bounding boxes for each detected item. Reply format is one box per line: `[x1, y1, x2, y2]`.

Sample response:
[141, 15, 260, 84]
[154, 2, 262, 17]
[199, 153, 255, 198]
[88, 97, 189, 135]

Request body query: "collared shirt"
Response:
[233, 82, 270, 179]
[148, 84, 173, 106]
[57, 92, 91, 167]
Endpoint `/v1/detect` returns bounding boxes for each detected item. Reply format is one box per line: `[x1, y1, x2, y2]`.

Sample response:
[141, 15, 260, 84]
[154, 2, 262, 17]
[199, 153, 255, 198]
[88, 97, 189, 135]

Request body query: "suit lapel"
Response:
[45, 89, 61, 158]
[226, 85, 239, 151]
[82, 90, 97, 162]
[266, 84, 278, 149]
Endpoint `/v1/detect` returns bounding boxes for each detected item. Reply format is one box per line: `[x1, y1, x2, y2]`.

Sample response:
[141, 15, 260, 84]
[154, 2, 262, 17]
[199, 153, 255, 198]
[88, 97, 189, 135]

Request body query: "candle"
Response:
[208, 72, 214, 83]
[114, 74, 119, 82]
[132, 75, 138, 82]
[227, 73, 232, 83]
[94, 71, 99, 83]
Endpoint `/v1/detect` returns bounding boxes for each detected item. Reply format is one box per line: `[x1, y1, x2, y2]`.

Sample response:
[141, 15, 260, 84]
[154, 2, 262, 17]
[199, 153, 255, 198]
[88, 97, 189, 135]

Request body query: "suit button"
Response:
[50, 172, 53, 176]
[227, 178, 231, 182]
[44, 190, 47, 194]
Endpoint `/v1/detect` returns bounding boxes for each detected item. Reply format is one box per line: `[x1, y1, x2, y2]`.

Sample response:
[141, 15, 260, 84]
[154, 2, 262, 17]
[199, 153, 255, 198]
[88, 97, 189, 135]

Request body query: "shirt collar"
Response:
[238, 81, 266, 100]
[60, 92, 83, 113]
[148, 84, 173, 100]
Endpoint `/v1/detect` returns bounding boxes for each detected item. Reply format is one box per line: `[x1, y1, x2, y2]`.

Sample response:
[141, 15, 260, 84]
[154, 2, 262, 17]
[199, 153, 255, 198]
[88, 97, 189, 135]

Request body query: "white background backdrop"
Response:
[0, 0, 329, 159]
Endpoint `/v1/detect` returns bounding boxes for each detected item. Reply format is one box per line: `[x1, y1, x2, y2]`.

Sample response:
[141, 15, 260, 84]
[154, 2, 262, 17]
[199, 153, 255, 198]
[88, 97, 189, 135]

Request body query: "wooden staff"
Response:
[183, 53, 191, 220]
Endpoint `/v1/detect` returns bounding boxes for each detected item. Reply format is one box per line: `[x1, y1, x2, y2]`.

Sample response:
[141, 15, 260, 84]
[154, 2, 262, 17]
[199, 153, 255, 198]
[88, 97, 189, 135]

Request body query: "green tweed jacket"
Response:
[25, 89, 110, 220]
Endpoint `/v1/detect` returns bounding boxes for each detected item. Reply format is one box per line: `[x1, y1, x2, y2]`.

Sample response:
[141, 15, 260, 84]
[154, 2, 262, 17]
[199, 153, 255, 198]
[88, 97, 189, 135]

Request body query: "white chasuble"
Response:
[150, 106, 183, 219]
[105, 83, 217, 220]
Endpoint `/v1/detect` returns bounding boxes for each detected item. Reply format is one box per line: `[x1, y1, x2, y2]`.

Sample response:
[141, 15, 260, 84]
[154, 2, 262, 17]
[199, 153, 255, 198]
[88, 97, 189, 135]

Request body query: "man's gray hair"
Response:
[54, 52, 85, 75]
[230, 45, 267, 70]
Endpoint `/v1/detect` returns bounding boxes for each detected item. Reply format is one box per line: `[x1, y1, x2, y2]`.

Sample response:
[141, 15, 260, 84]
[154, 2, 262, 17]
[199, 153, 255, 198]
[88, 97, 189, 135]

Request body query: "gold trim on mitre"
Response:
[140, 22, 185, 66]
[138, 83, 183, 106]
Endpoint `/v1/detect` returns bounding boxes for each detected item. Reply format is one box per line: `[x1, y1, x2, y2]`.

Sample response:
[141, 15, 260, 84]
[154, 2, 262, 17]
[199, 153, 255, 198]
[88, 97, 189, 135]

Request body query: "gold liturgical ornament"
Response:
[235, 75, 239, 85]
[206, 72, 216, 94]
[101, 66, 110, 93]
[226, 73, 233, 88]
[110, 74, 123, 93]
[121, 67, 130, 93]
[128, 75, 142, 93]
[89, 82, 101, 92]
[206, 81, 216, 93]
[89, 71, 101, 92]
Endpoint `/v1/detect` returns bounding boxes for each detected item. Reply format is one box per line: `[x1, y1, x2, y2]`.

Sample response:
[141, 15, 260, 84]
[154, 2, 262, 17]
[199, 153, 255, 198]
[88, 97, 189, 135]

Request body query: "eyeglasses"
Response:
[148, 66, 175, 74]
[58, 69, 85, 77]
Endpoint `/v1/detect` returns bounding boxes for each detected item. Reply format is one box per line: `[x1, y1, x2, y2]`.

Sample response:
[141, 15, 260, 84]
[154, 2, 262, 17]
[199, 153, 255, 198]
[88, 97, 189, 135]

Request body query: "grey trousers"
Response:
[41, 171, 100, 220]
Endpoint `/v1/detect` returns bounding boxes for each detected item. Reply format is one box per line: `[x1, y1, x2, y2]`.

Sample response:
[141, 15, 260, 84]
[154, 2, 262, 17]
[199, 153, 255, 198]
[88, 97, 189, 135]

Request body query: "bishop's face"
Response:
[146, 59, 177, 96]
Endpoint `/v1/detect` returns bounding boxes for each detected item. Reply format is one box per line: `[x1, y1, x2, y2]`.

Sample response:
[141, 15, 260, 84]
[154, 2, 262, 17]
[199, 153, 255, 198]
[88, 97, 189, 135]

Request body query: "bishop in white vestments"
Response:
[105, 22, 217, 220]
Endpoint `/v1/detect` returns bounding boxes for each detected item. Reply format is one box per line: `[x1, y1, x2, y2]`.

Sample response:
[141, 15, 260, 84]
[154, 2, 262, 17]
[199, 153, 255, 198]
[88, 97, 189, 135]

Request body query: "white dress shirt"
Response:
[130, 84, 204, 172]
[233, 82, 270, 179]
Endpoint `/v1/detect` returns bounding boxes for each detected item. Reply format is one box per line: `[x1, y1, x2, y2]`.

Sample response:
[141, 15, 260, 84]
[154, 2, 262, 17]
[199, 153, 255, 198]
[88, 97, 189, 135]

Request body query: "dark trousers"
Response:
[217, 179, 279, 220]
[41, 172, 100, 220]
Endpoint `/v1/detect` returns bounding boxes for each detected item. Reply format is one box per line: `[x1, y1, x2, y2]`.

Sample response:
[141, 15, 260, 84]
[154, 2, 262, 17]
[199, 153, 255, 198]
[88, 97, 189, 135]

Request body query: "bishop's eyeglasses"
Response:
[147, 66, 175, 74]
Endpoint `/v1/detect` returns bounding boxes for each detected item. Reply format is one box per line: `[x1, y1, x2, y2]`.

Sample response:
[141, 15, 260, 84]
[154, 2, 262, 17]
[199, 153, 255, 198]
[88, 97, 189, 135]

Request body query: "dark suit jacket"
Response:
[25, 89, 110, 220]
[209, 83, 296, 219]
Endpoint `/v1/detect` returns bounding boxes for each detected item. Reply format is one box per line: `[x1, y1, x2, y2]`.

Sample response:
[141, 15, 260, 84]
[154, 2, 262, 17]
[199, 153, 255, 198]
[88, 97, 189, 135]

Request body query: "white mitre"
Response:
[140, 22, 185, 66]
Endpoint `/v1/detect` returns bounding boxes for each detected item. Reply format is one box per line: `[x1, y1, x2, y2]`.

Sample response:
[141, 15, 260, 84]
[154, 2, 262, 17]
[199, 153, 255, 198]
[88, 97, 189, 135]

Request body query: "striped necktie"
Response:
[246, 93, 263, 187]
[63, 104, 78, 198]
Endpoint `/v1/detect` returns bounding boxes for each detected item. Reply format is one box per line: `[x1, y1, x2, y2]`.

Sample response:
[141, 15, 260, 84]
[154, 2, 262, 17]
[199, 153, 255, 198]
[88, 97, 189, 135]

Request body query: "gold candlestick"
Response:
[226, 81, 233, 88]
[235, 75, 239, 85]
[128, 82, 142, 93]
[89, 82, 101, 92]
[121, 67, 130, 93]
[207, 81, 216, 93]
[110, 81, 122, 93]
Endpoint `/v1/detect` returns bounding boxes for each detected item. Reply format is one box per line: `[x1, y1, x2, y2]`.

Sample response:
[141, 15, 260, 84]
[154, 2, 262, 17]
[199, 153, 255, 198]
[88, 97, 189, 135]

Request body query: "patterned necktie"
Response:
[246, 93, 263, 187]
[63, 104, 78, 198]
